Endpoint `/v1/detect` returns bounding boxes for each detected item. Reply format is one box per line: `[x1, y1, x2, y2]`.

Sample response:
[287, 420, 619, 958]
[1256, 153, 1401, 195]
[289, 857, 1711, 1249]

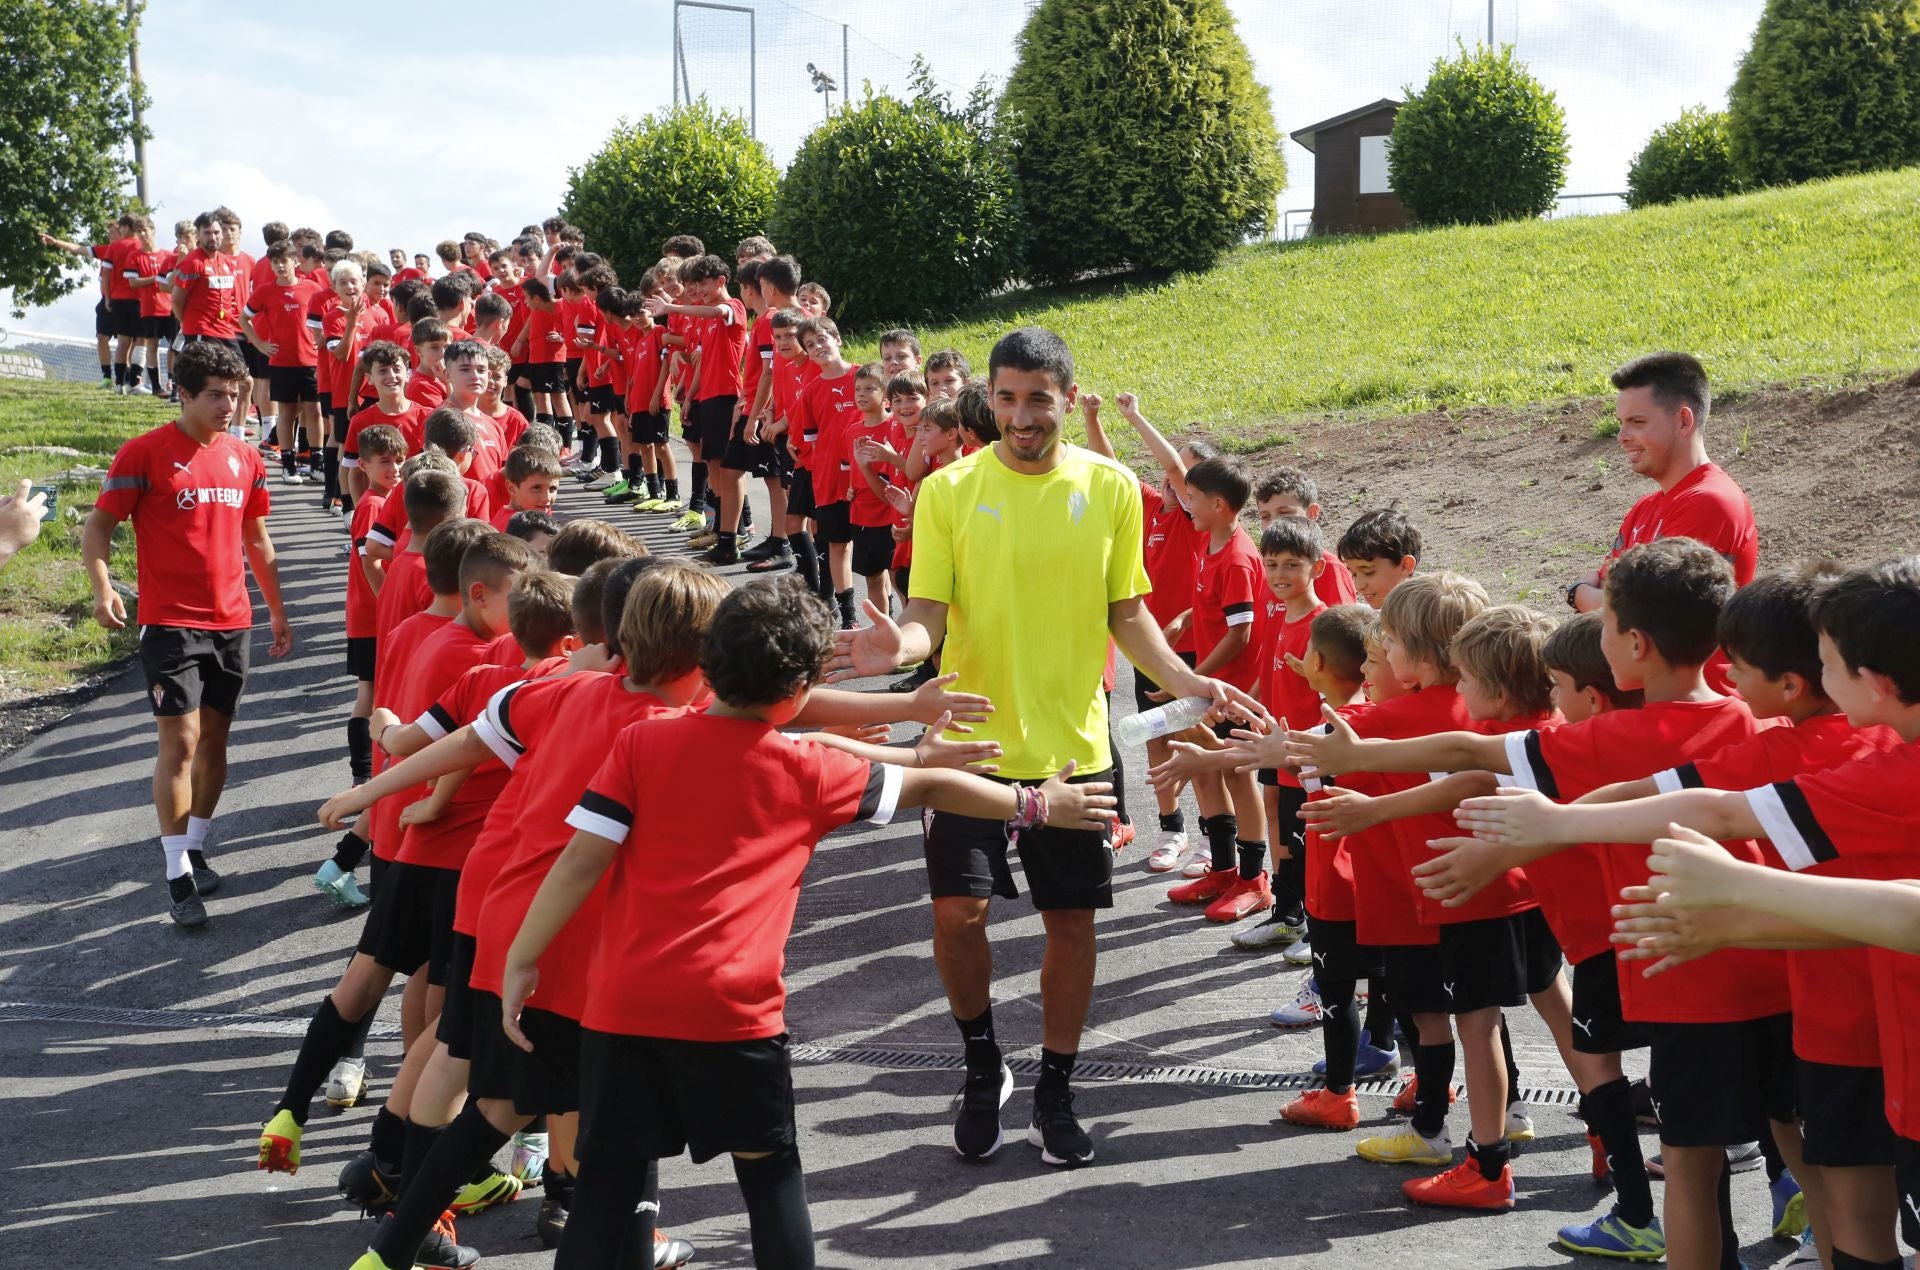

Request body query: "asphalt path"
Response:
[0, 451, 1799, 1269]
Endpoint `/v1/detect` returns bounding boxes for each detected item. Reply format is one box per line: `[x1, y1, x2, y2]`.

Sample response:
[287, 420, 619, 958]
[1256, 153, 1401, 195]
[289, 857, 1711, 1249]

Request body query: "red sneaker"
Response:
[1281, 1087, 1360, 1129]
[1203, 870, 1274, 922]
[1588, 1132, 1611, 1185]
[1390, 1075, 1457, 1116]
[1403, 1159, 1515, 1210]
[1167, 867, 1237, 904]
[1108, 821, 1137, 855]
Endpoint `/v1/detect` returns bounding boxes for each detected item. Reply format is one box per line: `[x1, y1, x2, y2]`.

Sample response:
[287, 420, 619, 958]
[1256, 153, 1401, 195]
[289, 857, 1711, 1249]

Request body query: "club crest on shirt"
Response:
[227, 453, 241, 477]
[1067, 489, 1088, 525]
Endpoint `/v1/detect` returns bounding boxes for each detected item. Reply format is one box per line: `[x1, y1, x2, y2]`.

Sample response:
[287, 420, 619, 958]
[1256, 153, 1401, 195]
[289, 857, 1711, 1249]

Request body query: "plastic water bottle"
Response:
[1114, 695, 1213, 747]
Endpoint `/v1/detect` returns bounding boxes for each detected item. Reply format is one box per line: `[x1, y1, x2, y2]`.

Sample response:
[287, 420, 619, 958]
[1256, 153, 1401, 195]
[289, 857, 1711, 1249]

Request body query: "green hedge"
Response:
[1388, 43, 1569, 226]
[1627, 108, 1739, 208]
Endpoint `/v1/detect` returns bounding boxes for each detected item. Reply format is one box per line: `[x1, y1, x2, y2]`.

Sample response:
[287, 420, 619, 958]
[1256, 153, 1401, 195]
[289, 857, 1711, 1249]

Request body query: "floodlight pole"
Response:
[674, 0, 758, 136]
[126, 0, 147, 206]
[1488, 1, 1495, 44]
[842, 23, 849, 110]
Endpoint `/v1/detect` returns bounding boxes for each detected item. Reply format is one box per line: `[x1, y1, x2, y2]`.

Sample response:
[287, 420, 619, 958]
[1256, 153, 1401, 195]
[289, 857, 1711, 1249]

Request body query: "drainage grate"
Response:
[0, 999, 1583, 1106]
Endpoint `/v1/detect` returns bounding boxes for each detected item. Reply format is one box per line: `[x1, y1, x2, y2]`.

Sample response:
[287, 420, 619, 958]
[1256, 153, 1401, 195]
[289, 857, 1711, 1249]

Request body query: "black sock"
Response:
[374, 1105, 509, 1267]
[598, 436, 618, 472]
[1320, 972, 1362, 1092]
[1235, 838, 1265, 880]
[1361, 978, 1394, 1047]
[617, 1160, 664, 1270]
[1411, 1041, 1455, 1139]
[397, 1119, 441, 1201]
[733, 1146, 815, 1270]
[114, 362, 128, 386]
[1203, 814, 1238, 872]
[1499, 1014, 1523, 1097]
[1586, 1077, 1653, 1227]
[717, 530, 737, 552]
[554, 417, 573, 445]
[545, 1166, 575, 1210]
[1832, 1252, 1903, 1270]
[101, 362, 112, 381]
[768, 534, 792, 555]
[370, 1105, 406, 1170]
[790, 530, 819, 592]
[332, 829, 369, 871]
[835, 588, 856, 629]
[1037, 1048, 1076, 1093]
[344, 1005, 374, 1061]
[625, 453, 641, 481]
[146, 366, 161, 393]
[347, 717, 373, 785]
[665, 477, 679, 500]
[955, 1006, 1001, 1073]
[1716, 1153, 1739, 1270]
[514, 386, 535, 418]
[275, 997, 366, 1124]
[553, 1156, 651, 1270]
[1278, 847, 1307, 916]
[1468, 1134, 1511, 1181]
[646, 472, 662, 499]
[323, 445, 342, 502]
[689, 462, 708, 510]
[1158, 810, 1185, 834]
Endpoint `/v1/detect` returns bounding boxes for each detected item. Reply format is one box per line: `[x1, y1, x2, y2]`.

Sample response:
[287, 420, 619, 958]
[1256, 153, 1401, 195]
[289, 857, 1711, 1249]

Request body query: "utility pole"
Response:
[1487, 0, 1495, 45]
[126, 0, 148, 206]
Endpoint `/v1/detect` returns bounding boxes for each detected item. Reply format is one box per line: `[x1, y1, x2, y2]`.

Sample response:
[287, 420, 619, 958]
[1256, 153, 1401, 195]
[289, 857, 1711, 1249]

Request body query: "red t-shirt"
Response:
[770, 350, 805, 422]
[170, 249, 244, 338]
[1190, 526, 1265, 691]
[345, 490, 389, 640]
[1261, 601, 1326, 788]
[1142, 483, 1205, 652]
[96, 424, 270, 630]
[1506, 696, 1785, 1022]
[1745, 738, 1920, 1134]
[367, 482, 491, 553]
[372, 549, 434, 644]
[693, 297, 748, 402]
[564, 298, 600, 372]
[322, 302, 379, 404]
[464, 410, 509, 501]
[847, 416, 908, 528]
[525, 306, 568, 365]
[128, 247, 173, 318]
[93, 237, 141, 301]
[405, 370, 447, 410]
[1302, 704, 1369, 922]
[1665, 713, 1902, 1066]
[245, 278, 325, 368]
[740, 310, 775, 406]
[795, 370, 862, 499]
[1315, 550, 1359, 607]
[466, 675, 695, 1012]
[343, 401, 429, 467]
[1604, 463, 1758, 586]
[369, 618, 490, 863]
[495, 282, 529, 352]
[567, 714, 902, 1039]
[397, 656, 567, 872]
[1340, 689, 1453, 948]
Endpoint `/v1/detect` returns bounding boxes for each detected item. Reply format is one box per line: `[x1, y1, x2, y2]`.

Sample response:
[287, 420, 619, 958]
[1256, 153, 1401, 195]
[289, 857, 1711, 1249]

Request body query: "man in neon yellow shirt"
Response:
[832, 326, 1254, 1168]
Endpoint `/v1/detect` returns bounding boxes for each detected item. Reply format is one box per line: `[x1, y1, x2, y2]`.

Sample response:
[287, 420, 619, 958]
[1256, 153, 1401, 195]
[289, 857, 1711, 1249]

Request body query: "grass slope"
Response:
[879, 166, 1920, 444]
[0, 378, 167, 699]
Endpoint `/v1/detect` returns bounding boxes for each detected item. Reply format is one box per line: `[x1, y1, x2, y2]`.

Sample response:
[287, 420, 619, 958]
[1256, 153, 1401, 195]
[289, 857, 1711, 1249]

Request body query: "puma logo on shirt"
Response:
[976, 502, 1004, 523]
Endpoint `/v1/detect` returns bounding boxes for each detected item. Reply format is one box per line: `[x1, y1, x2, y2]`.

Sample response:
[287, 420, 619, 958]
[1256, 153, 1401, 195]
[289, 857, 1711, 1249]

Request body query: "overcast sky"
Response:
[7, 0, 1767, 341]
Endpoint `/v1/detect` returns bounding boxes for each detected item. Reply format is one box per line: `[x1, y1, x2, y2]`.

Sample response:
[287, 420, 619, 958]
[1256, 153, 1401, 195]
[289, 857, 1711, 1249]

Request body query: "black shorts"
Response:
[468, 989, 581, 1115]
[1380, 945, 1450, 1014]
[1309, 916, 1374, 985]
[786, 468, 817, 519]
[925, 769, 1115, 910]
[510, 363, 532, 386]
[356, 859, 461, 984]
[1797, 1060, 1899, 1167]
[629, 409, 669, 445]
[179, 333, 247, 360]
[851, 524, 896, 577]
[1132, 650, 1198, 716]
[109, 297, 142, 338]
[268, 364, 319, 404]
[722, 436, 776, 477]
[565, 357, 583, 388]
[1899, 1136, 1920, 1250]
[95, 299, 113, 337]
[1648, 1013, 1796, 1147]
[587, 384, 618, 416]
[576, 1029, 795, 1166]
[242, 340, 270, 378]
[1570, 953, 1651, 1054]
[140, 314, 172, 340]
[435, 932, 478, 1060]
[346, 635, 376, 683]
[814, 499, 853, 546]
[330, 406, 351, 445]
[523, 363, 565, 394]
[689, 395, 737, 457]
[139, 625, 249, 717]
[1436, 908, 1562, 1013]
[1267, 783, 1307, 850]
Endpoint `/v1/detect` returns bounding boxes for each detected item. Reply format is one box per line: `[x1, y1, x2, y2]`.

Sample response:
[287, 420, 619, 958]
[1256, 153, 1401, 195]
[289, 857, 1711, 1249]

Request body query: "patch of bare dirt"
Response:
[1237, 375, 1920, 603]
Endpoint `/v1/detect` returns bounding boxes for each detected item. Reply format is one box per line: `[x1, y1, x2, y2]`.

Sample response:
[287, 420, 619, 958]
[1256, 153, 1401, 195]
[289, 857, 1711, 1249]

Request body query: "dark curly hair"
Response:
[699, 576, 836, 707]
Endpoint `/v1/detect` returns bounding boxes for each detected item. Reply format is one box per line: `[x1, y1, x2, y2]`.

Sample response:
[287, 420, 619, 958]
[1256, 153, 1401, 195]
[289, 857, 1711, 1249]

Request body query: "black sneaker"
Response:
[375, 1211, 480, 1269]
[745, 546, 794, 573]
[699, 543, 740, 566]
[167, 874, 206, 927]
[188, 849, 221, 895]
[740, 535, 779, 562]
[1027, 1086, 1095, 1167]
[953, 1061, 1014, 1159]
[338, 1148, 400, 1216]
[536, 1196, 567, 1248]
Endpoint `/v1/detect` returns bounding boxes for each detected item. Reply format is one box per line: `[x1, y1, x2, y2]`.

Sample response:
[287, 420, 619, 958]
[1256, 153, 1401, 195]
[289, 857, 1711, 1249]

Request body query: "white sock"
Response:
[186, 815, 212, 850]
[161, 835, 193, 881]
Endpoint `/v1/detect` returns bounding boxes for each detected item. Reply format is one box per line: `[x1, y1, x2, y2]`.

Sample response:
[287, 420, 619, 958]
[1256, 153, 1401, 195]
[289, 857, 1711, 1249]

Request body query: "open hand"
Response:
[907, 671, 992, 729]
[1038, 761, 1118, 831]
[915, 711, 1002, 773]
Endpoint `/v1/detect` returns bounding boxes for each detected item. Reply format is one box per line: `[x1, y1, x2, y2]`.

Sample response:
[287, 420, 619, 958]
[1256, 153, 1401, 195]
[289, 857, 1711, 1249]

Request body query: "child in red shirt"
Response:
[739, 259, 801, 569]
[499, 577, 1114, 1268]
[343, 343, 428, 501]
[241, 241, 326, 486]
[790, 317, 862, 626]
[846, 367, 912, 617]
[340, 424, 407, 797]
[406, 318, 452, 410]
[750, 306, 816, 582]
[625, 267, 682, 513]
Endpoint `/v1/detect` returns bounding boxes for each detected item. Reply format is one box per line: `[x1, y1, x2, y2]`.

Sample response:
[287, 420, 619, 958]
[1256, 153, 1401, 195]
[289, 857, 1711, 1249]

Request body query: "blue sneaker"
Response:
[1312, 1029, 1400, 1079]
[313, 859, 369, 909]
[1771, 1170, 1807, 1238]
[1557, 1207, 1666, 1261]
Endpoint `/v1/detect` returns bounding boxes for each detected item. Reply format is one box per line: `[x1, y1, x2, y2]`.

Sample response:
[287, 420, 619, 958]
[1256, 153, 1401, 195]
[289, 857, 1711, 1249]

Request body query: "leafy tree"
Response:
[1727, 0, 1920, 187]
[772, 65, 1025, 326]
[998, 0, 1285, 283]
[1388, 42, 1569, 226]
[1627, 108, 1740, 208]
[2, 0, 146, 315]
[561, 101, 777, 286]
